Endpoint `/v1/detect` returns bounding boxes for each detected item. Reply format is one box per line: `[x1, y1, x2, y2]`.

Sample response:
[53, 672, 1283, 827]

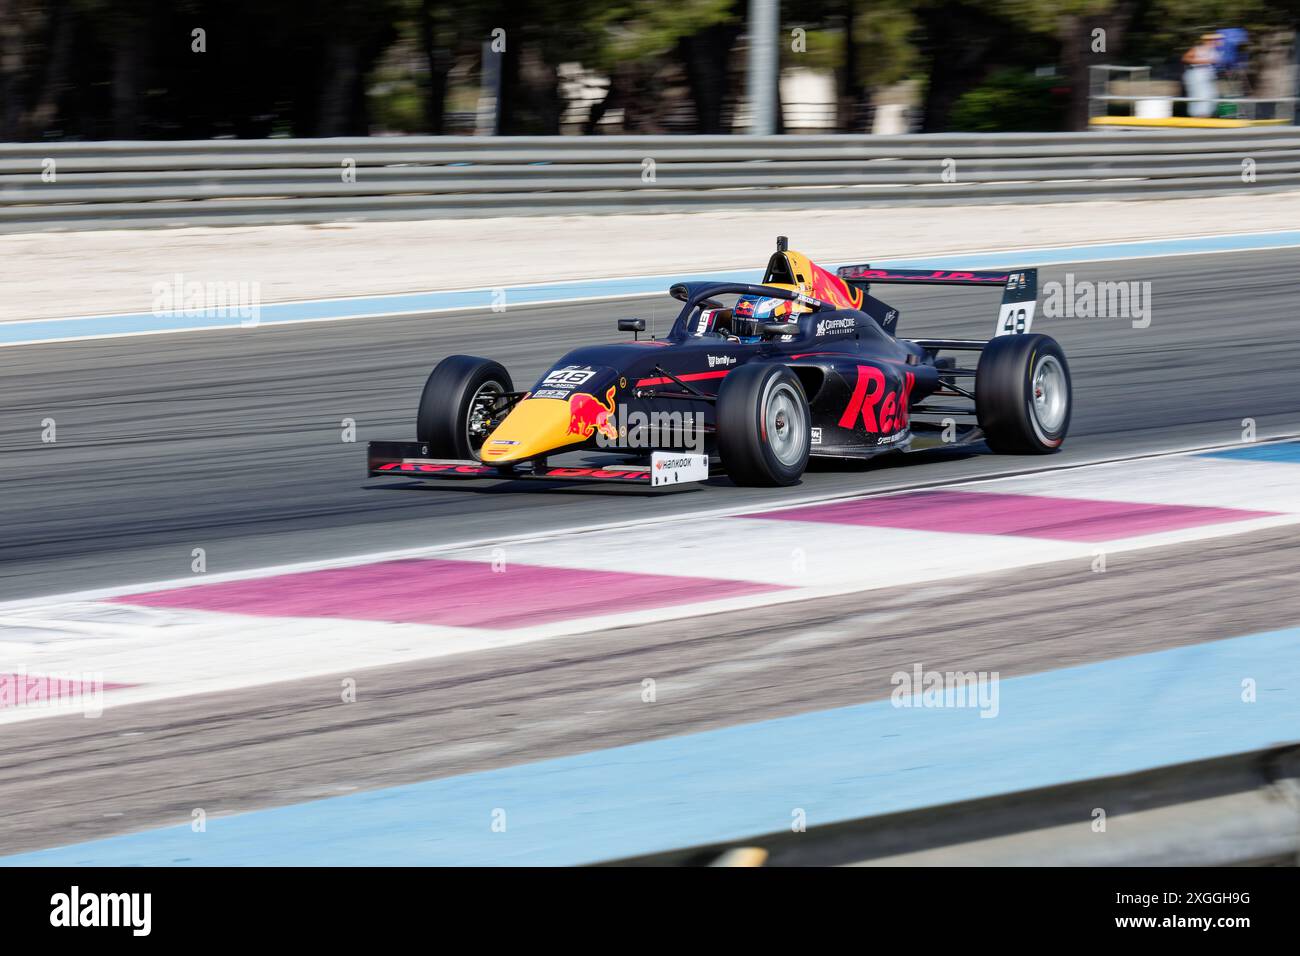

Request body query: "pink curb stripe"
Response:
[109, 558, 785, 630]
[748, 491, 1278, 542]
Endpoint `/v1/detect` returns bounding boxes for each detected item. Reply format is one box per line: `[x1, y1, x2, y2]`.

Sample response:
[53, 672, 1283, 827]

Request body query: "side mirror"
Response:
[618, 318, 646, 332]
[758, 321, 799, 336]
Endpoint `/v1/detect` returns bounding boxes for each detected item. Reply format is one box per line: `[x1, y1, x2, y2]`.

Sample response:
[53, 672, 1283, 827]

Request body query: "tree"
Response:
[781, 0, 916, 133]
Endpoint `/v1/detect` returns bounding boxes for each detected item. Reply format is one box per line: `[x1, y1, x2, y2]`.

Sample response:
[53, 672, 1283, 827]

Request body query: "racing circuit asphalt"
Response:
[2, 246, 1300, 857]
[3, 247, 1300, 602]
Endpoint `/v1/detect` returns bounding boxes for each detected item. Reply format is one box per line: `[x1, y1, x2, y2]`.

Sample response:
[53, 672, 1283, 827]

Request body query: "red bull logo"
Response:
[567, 386, 618, 441]
[804, 260, 863, 310]
[838, 366, 916, 434]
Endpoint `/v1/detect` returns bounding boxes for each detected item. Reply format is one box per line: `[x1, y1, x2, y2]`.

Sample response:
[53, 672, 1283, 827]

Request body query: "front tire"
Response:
[975, 334, 1071, 454]
[416, 355, 514, 460]
[716, 364, 811, 486]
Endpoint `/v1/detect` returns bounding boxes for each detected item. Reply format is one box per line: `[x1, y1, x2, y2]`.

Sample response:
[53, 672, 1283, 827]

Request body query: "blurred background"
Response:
[1, 0, 1298, 140]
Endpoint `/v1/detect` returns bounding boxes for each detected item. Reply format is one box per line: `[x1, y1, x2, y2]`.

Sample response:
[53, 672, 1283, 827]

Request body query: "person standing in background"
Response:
[1183, 32, 1222, 117]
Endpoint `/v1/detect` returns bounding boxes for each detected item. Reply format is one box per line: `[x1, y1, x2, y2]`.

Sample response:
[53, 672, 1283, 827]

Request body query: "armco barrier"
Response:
[1, 129, 1298, 230]
[606, 746, 1300, 867]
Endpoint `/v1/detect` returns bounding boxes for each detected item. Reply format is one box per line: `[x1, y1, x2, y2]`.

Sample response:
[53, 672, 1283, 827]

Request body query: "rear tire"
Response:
[975, 334, 1071, 454]
[716, 364, 810, 486]
[416, 355, 514, 460]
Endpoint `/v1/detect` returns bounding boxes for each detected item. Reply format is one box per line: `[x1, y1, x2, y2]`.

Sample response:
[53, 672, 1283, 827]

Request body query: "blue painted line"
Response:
[5, 230, 1300, 348]
[5, 626, 1297, 866]
[0, 271, 748, 347]
[1199, 440, 1300, 464]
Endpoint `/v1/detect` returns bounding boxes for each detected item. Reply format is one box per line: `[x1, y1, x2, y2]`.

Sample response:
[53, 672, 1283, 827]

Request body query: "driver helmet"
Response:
[731, 294, 796, 340]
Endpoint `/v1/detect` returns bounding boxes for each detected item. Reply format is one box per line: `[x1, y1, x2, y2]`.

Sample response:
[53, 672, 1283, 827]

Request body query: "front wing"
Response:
[367, 441, 708, 487]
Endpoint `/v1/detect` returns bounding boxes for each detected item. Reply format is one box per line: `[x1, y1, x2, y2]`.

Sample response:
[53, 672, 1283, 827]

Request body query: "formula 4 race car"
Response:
[367, 237, 1071, 488]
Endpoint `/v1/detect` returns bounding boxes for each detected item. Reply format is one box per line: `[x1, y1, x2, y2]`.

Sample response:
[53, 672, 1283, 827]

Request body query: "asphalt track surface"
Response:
[2, 247, 1300, 856]
[3, 247, 1300, 602]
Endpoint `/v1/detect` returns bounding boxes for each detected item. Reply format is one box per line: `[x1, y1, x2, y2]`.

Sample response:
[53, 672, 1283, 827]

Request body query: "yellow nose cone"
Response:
[481, 389, 619, 463]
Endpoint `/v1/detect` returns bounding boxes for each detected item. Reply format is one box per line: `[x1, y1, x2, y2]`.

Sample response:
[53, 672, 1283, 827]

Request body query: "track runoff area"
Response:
[0, 231, 1297, 910]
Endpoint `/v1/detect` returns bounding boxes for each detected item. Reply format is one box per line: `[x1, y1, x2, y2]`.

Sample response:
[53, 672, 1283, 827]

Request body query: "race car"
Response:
[367, 237, 1071, 487]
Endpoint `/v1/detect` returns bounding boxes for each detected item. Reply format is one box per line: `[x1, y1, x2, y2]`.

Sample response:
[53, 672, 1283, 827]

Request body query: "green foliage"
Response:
[370, 85, 426, 133]
[854, 1, 917, 89]
[598, 0, 737, 64]
[784, 0, 916, 89]
[948, 68, 1068, 130]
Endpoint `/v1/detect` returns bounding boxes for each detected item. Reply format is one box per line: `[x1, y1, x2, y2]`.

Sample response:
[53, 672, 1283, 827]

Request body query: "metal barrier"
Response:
[606, 746, 1300, 867]
[2, 129, 1298, 231]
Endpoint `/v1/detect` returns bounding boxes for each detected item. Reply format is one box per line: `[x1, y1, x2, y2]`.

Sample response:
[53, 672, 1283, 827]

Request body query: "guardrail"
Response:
[2, 129, 1298, 231]
[606, 746, 1300, 866]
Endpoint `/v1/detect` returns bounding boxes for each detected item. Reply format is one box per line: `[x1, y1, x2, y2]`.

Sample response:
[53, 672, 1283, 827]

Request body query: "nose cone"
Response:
[480, 397, 583, 463]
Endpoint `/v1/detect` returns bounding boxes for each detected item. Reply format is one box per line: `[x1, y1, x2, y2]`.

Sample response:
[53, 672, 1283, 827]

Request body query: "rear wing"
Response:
[835, 265, 1038, 337]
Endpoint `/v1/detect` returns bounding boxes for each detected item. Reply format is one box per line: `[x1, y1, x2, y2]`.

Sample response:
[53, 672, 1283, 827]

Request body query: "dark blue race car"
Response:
[368, 237, 1071, 487]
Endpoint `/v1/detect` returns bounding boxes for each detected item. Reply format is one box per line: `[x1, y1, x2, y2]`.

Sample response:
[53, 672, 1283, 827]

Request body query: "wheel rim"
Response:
[465, 381, 504, 457]
[765, 381, 807, 467]
[1031, 355, 1068, 434]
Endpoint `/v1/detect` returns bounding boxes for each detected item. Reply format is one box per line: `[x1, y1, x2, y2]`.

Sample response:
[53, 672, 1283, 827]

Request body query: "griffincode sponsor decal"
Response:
[839, 366, 916, 434]
[707, 355, 737, 368]
[815, 317, 856, 336]
[531, 388, 571, 400]
[810, 427, 822, 445]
